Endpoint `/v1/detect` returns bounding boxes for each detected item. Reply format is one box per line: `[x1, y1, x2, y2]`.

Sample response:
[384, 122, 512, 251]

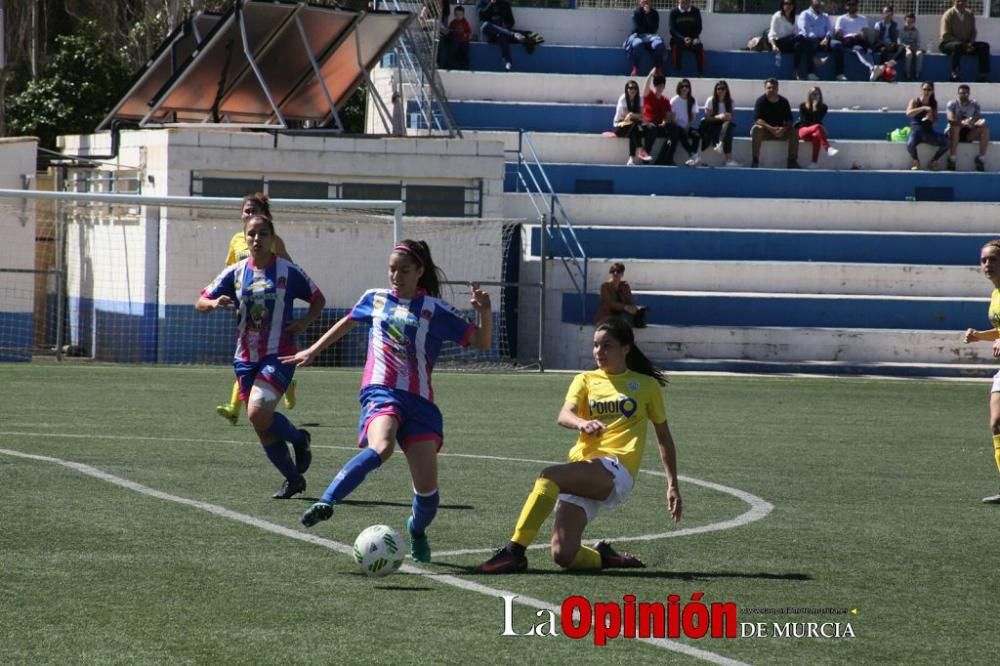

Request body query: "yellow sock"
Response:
[567, 545, 602, 570]
[992, 435, 1000, 474]
[229, 381, 241, 410]
[511, 477, 560, 547]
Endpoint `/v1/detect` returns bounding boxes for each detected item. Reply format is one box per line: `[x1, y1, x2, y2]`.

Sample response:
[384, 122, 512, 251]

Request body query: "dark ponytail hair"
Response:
[242, 192, 271, 219]
[392, 239, 443, 297]
[595, 318, 667, 386]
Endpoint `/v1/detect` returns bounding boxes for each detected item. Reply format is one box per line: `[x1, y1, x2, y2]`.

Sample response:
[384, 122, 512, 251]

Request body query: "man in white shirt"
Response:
[833, 0, 871, 80]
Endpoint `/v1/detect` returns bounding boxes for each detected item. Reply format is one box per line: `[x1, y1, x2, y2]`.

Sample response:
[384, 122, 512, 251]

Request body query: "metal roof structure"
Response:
[99, 0, 412, 131]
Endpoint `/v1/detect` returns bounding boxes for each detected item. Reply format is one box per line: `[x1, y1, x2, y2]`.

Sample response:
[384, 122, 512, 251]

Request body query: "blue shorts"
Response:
[357, 385, 443, 451]
[234, 355, 296, 401]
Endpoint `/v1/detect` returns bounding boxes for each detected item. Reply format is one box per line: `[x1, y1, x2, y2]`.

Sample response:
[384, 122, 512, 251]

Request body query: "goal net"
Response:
[0, 190, 539, 370]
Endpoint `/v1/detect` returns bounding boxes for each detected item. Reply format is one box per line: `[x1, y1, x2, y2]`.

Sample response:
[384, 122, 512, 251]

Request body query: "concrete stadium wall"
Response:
[0, 138, 40, 361]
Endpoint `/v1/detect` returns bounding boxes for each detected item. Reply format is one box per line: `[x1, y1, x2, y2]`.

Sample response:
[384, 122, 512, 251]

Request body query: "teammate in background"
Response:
[962, 239, 1000, 504]
[281, 240, 493, 562]
[475, 318, 681, 574]
[216, 193, 298, 425]
[197, 213, 325, 499]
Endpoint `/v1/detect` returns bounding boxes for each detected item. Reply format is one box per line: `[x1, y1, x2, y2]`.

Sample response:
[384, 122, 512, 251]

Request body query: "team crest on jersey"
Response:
[421, 308, 433, 321]
[277, 276, 287, 289]
[628, 380, 640, 391]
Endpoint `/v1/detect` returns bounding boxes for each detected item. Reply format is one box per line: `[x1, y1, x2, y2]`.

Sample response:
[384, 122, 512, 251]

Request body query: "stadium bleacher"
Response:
[438, 5, 1000, 375]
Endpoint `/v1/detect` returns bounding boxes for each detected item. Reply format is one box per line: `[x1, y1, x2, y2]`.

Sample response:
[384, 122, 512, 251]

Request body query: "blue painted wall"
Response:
[0, 312, 33, 362]
[507, 162, 1000, 201]
[465, 42, 1000, 81]
[531, 227, 996, 265]
[563, 291, 985, 329]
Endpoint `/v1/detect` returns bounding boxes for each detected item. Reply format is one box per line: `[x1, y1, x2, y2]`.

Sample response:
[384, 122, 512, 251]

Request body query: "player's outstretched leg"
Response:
[407, 488, 438, 562]
[300, 448, 383, 528]
[595, 541, 646, 569]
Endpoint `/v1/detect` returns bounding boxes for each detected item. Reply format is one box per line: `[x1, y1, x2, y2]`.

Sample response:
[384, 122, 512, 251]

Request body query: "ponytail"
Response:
[392, 239, 444, 297]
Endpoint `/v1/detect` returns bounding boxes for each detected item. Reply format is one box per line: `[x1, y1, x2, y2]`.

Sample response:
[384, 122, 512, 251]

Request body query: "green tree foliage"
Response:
[7, 20, 130, 148]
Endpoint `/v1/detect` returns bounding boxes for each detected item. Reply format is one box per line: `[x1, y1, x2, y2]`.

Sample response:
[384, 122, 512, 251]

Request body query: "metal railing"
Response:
[506, 130, 589, 321]
[380, 0, 461, 136]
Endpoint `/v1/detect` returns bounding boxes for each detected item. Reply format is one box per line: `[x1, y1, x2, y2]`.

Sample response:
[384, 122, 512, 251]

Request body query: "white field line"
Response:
[0, 431, 773, 556]
[0, 447, 750, 666]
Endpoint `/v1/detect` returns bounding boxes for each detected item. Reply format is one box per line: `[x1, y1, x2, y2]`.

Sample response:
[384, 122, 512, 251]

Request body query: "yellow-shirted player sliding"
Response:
[476, 317, 682, 573]
[216, 193, 298, 425]
[963, 239, 1000, 503]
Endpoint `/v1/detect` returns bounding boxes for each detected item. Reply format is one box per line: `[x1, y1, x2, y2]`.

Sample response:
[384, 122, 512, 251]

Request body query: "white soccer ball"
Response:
[353, 525, 407, 577]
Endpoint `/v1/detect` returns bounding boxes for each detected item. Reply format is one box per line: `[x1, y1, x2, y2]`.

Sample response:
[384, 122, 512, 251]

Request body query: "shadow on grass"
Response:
[424, 561, 812, 581]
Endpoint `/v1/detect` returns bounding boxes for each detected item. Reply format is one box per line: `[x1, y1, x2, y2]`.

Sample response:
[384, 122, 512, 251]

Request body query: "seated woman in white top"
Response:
[698, 80, 740, 166]
[669, 78, 701, 166]
[612, 79, 651, 165]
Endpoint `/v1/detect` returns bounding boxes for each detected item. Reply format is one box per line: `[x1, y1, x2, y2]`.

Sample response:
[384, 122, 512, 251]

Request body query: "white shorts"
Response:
[992, 370, 1000, 393]
[557, 456, 635, 522]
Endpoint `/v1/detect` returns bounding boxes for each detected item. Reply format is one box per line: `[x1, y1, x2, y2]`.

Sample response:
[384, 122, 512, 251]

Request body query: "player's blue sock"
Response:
[269, 412, 304, 446]
[410, 488, 440, 535]
[320, 448, 382, 504]
[263, 440, 299, 481]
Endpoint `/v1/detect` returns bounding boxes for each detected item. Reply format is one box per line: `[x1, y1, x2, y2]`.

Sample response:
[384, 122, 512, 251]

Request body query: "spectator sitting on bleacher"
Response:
[669, 0, 705, 75]
[751, 78, 800, 169]
[905, 81, 950, 171]
[640, 68, 681, 166]
[946, 84, 990, 171]
[699, 80, 740, 167]
[438, 5, 471, 70]
[832, 0, 870, 81]
[873, 5, 904, 67]
[613, 80, 652, 165]
[939, 0, 990, 83]
[671, 79, 702, 166]
[796, 86, 838, 169]
[769, 0, 800, 70]
[624, 0, 667, 77]
[795, 0, 834, 81]
[479, 0, 524, 71]
[593, 263, 644, 326]
[899, 13, 925, 81]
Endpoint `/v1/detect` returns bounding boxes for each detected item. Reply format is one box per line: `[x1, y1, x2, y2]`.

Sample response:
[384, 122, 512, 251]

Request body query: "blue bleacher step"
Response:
[451, 99, 998, 140]
[464, 42, 1000, 82]
[562, 290, 986, 330]
[656, 358, 995, 379]
[509, 162, 1000, 202]
[534, 226, 996, 265]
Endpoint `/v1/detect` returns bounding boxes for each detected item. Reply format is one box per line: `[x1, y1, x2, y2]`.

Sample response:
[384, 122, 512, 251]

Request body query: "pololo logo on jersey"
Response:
[589, 394, 638, 418]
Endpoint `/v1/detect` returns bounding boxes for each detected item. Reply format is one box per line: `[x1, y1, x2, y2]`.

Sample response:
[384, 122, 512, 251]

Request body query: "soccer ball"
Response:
[352, 525, 407, 577]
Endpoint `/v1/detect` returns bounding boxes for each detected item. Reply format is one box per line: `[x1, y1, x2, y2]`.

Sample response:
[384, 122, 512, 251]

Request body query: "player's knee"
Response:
[990, 418, 1000, 435]
[538, 465, 559, 481]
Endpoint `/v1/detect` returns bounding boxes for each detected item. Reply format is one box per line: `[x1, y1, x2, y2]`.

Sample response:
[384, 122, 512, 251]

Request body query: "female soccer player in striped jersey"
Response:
[476, 318, 681, 574]
[197, 213, 325, 499]
[215, 193, 298, 425]
[963, 239, 1000, 504]
[281, 239, 493, 563]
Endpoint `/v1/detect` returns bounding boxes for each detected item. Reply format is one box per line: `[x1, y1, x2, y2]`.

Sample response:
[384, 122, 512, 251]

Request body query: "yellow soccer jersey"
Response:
[564, 368, 667, 479]
[990, 288, 1000, 332]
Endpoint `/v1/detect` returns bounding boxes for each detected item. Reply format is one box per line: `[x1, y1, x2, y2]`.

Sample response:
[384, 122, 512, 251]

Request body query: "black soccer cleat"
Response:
[300, 501, 334, 527]
[474, 546, 528, 574]
[272, 475, 306, 499]
[595, 540, 646, 569]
